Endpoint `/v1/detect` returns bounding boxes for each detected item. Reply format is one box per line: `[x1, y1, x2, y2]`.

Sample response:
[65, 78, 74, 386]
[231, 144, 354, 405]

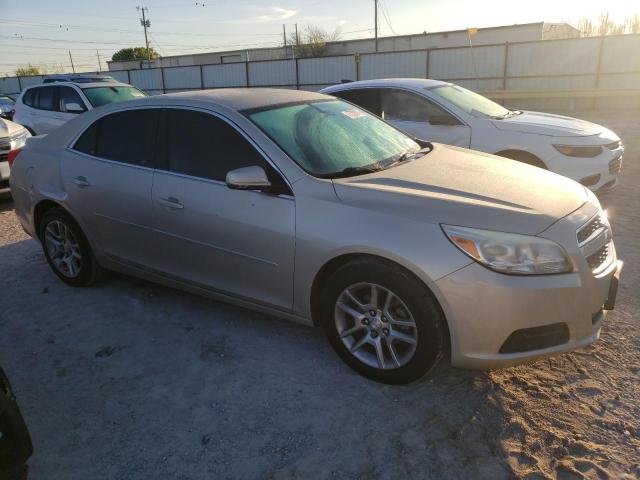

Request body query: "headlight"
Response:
[9, 129, 29, 150]
[442, 225, 573, 275]
[553, 144, 602, 158]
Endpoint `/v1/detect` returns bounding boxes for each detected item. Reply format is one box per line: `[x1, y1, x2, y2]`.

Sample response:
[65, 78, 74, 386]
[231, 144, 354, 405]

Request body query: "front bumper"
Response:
[547, 143, 624, 192]
[433, 202, 622, 370]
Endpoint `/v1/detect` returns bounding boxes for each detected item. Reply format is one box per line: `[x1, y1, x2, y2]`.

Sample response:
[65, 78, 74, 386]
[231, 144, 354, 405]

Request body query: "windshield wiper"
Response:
[325, 165, 384, 179]
[492, 110, 521, 120]
[385, 144, 434, 168]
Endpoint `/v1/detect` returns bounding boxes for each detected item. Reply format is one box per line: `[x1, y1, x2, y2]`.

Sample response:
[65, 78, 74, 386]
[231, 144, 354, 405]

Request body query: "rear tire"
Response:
[38, 207, 100, 287]
[320, 258, 445, 384]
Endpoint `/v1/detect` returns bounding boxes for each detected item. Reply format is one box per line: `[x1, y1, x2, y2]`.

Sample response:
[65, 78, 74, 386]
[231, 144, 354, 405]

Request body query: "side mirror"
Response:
[65, 102, 86, 113]
[429, 114, 459, 126]
[226, 165, 272, 191]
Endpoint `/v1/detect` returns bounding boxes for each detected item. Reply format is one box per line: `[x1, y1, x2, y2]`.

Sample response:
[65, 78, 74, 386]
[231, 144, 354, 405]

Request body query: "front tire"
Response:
[320, 258, 445, 384]
[39, 207, 100, 286]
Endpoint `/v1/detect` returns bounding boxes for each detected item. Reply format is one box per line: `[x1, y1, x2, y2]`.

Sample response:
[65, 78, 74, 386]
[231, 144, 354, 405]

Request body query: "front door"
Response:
[60, 108, 159, 267]
[151, 108, 295, 311]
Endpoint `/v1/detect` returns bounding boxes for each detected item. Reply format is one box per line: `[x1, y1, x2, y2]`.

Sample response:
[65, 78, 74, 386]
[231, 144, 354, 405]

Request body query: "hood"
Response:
[492, 111, 606, 137]
[332, 144, 588, 236]
[0, 118, 27, 139]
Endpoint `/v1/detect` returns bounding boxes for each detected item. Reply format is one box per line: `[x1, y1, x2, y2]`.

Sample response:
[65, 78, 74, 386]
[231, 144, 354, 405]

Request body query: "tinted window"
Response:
[163, 109, 284, 188]
[22, 89, 35, 107]
[73, 109, 157, 165]
[35, 86, 57, 111]
[59, 87, 86, 113]
[381, 89, 459, 125]
[73, 122, 98, 156]
[332, 88, 382, 116]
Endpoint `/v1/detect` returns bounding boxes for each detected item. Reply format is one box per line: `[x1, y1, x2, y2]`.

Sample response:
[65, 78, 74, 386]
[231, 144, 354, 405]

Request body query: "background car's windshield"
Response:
[429, 84, 510, 118]
[248, 100, 419, 177]
[81, 86, 146, 107]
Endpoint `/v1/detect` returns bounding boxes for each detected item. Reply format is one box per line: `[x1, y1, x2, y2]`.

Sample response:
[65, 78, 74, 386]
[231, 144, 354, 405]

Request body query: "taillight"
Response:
[7, 148, 22, 168]
[8, 109, 15, 121]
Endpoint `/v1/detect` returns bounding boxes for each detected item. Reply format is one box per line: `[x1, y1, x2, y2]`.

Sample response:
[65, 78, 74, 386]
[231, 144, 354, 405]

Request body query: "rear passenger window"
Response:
[73, 122, 98, 156]
[35, 87, 57, 111]
[332, 88, 382, 116]
[72, 109, 157, 166]
[162, 109, 285, 188]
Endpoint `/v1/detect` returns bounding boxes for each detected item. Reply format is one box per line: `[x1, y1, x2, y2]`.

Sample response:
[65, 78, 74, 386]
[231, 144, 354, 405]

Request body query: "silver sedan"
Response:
[10, 89, 622, 384]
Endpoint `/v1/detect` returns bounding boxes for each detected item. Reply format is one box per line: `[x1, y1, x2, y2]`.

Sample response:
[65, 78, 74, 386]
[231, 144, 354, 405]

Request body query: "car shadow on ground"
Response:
[0, 237, 513, 479]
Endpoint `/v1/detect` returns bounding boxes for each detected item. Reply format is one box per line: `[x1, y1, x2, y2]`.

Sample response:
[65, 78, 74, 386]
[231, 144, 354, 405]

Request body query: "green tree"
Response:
[287, 25, 341, 58]
[15, 64, 43, 76]
[111, 47, 159, 62]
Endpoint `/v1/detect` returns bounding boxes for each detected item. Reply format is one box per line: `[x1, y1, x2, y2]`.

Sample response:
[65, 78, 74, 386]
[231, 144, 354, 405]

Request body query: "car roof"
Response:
[144, 88, 331, 111]
[25, 81, 132, 90]
[322, 78, 449, 93]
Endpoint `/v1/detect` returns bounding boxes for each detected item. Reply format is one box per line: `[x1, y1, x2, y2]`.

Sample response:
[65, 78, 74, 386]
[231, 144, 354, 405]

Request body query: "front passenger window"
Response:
[381, 89, 459, 125]
[59, 87, 86, 113]
[163, 109, 289, 192]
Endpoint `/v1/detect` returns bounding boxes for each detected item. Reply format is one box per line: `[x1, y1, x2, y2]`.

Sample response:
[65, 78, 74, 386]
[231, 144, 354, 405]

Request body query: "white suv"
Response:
[13, 81, 146, 135]
[321, 79, 624, 191]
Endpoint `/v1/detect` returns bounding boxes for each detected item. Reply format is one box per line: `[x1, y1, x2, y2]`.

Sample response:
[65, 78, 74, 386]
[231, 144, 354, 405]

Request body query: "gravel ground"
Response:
[0, 110, 638, 480]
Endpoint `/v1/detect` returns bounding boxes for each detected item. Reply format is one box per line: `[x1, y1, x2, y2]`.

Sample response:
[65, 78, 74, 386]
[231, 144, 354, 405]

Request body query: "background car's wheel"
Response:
[38, 207, 100, 287]
[320, 258, 446, 384]
[496, 150, 547, 169]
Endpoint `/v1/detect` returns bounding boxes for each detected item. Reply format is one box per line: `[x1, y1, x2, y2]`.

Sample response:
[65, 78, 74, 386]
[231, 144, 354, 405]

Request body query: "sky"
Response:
[0, 0, 637, 74]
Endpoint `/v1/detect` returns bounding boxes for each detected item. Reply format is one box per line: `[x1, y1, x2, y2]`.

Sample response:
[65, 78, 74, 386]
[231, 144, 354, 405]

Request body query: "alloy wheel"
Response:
[44, 220, 82, 278]
[334, 282, 418, 370]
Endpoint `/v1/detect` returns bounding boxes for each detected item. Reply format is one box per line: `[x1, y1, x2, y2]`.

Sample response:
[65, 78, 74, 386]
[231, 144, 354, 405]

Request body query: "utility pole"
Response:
[294, 23, 299, 59]
[96, 50, 102, 72]
[137, 6, 151, 68]
[283, 24, 287, 48]
[68, 50, 76, 73]
[374, 0, 379, 52]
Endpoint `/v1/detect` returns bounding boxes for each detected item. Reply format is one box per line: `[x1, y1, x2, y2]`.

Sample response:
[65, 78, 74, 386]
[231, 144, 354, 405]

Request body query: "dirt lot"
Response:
[0, 110, 638, 480]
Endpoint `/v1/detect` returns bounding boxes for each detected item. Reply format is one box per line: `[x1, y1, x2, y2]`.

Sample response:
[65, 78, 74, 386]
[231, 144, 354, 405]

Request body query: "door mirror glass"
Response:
[65, 102, 85, 113]
[226, 165, 271, 191]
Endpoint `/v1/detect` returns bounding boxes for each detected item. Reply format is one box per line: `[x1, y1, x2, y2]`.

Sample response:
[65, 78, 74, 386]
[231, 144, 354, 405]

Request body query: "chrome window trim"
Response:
[66, 104, 294, 196]
[64, 148, 156, 174]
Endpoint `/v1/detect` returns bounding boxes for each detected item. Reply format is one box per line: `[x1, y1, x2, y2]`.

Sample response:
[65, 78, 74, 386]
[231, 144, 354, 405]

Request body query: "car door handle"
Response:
[72, 176, 90, 188]
[158, 197, 184, 210]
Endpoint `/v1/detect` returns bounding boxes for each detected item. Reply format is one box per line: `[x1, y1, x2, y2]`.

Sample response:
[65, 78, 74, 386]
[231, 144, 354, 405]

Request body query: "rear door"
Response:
[60, 108, 159, 267]
[151, 108, 295, 311]
[380, 88, 471, 147]
[30, 86, 66, 134]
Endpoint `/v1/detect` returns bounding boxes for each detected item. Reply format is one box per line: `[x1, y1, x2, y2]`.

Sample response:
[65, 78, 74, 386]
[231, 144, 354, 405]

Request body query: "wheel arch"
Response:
[33, 199, 73, 240]
[309, 252, 451, 353]
[494, 149, 547, 169]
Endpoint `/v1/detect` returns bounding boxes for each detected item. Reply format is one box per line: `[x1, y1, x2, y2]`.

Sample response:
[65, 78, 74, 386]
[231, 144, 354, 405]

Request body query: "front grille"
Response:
[586, 243, 610, 270]
[608, 156, 623, 174]
[605, 140, 621, 150]
[577, 214, 605, 245]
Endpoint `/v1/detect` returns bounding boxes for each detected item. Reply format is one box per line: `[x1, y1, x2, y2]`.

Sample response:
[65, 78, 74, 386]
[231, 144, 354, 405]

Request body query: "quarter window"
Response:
[59, 87, 86, 113]
[73, 109, 157, 167]
[162, 109, 287, 191]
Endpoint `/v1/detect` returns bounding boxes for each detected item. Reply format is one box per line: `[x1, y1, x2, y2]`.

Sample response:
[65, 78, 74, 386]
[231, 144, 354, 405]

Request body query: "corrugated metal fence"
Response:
[2, 34, 639, 109]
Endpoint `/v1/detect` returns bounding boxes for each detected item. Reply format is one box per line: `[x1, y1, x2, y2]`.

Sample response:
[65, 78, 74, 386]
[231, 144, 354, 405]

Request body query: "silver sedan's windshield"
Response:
[248, 100, 420, 178]
[429, 84, 512, 119]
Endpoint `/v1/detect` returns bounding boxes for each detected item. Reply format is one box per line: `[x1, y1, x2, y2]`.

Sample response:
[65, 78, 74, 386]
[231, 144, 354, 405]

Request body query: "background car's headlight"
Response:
[442, 225, 573, 275]
[553, 144, 602, 158]
[9, 129, 30, 150]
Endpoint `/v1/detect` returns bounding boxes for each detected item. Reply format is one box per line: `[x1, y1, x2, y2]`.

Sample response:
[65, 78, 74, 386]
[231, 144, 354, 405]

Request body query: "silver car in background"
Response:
[10, 89, 622, 384]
